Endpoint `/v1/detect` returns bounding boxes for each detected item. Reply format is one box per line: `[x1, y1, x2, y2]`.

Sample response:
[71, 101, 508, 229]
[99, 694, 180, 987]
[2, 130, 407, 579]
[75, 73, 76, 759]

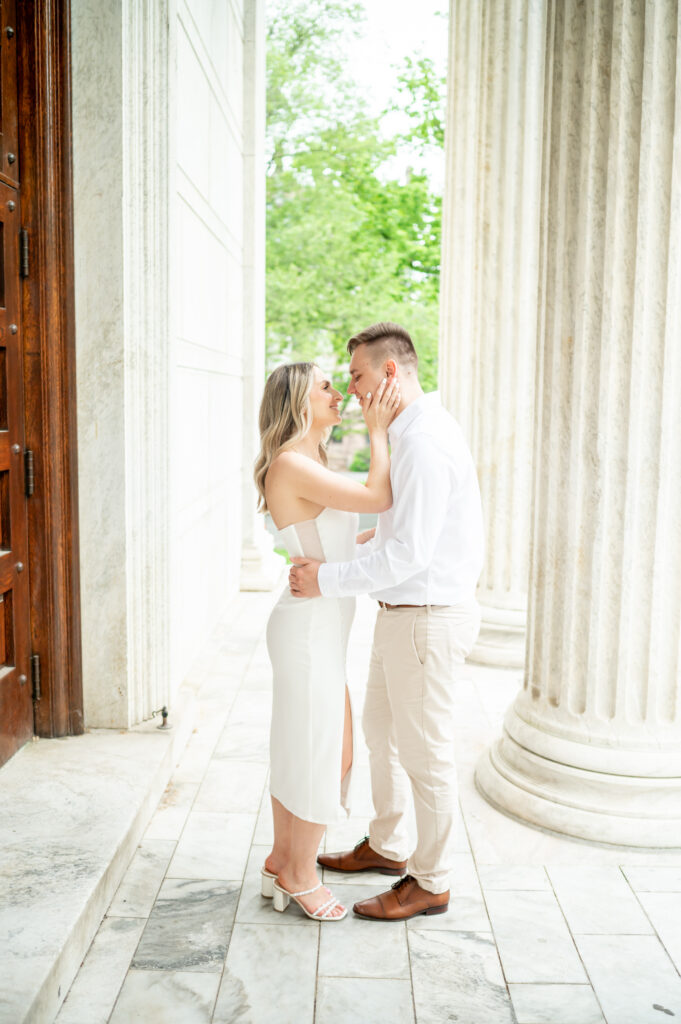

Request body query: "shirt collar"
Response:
[388, 390, 441, 445]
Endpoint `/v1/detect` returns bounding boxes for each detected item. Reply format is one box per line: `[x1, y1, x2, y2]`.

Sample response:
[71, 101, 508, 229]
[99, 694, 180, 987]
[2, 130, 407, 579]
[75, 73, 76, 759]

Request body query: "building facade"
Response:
[0, 0, 279, 768]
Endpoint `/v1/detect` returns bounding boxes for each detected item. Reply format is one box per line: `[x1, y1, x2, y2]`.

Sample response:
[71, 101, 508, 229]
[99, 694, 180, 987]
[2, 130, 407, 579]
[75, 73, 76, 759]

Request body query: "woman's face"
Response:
[308, 367, 342, 428]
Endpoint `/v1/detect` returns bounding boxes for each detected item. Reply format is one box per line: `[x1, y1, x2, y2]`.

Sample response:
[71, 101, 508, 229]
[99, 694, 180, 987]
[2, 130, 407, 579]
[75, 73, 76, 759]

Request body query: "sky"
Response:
[346, 0, 449, 188]
[347, 0, 448, 113]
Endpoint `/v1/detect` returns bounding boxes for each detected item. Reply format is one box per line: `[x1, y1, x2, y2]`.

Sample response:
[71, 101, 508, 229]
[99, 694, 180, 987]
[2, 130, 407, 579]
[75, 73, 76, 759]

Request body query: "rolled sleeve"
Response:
[318, 561, 342, 598]
[320, 438, 452, 598]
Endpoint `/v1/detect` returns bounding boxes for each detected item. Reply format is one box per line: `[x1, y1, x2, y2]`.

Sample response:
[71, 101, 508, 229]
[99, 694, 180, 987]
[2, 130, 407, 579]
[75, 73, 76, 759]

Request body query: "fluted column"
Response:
[240, 0, 286, 590]
[477, 0, 681, 846]
[440, 0, 546, 668]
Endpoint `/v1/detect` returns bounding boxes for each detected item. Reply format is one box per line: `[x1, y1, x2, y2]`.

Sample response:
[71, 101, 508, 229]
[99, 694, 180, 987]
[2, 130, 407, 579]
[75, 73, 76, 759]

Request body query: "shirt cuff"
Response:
[318, 561, 341, 598]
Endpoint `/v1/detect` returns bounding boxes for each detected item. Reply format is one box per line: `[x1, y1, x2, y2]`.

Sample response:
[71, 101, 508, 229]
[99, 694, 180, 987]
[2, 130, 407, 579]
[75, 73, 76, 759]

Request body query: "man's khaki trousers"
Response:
[362, 601, 480, 894]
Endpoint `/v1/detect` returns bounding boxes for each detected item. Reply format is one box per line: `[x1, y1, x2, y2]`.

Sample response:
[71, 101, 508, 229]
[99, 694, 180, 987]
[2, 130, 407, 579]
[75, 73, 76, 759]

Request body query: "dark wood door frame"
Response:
[16, 0, 82, 738]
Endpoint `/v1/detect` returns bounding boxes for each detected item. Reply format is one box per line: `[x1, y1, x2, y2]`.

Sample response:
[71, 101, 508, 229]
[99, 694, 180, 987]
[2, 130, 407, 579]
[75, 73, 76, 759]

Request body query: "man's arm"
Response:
[316, 438, 451, 598]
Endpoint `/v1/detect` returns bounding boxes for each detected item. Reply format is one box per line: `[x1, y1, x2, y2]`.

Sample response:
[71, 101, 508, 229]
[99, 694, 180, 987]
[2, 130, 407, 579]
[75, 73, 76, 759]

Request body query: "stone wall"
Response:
[72, 0, 270, 726]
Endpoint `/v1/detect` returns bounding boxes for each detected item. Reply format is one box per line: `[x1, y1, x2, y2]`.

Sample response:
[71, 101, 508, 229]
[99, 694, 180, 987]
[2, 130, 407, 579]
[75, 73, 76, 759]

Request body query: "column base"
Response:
[476, 720, 681, 848]
[469, 604, 525, 669]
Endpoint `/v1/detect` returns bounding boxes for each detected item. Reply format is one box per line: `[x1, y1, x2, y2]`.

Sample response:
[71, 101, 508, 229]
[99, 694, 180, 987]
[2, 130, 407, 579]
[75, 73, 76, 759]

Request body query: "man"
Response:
[288, 322, 484, 920]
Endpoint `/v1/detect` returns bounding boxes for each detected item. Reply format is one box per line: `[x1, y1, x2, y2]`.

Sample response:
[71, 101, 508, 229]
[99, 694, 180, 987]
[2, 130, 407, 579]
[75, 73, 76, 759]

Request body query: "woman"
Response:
[254, 361, 399, 921]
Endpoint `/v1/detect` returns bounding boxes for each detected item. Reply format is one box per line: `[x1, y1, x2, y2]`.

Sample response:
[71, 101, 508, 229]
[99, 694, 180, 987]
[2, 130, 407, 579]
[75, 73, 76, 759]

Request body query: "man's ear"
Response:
[385, 359, 398, 380]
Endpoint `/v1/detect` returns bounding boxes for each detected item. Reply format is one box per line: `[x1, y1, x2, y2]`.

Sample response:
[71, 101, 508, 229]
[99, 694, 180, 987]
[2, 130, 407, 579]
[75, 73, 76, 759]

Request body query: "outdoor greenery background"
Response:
[265, 0, 446, 402]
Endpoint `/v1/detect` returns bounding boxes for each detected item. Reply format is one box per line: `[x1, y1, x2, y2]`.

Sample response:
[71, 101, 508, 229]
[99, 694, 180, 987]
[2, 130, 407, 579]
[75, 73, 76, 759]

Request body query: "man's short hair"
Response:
[347, 321, 418, 368]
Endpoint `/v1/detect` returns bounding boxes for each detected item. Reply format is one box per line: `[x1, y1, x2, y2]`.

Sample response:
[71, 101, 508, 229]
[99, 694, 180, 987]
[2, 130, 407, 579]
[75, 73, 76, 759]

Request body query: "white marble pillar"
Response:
[477, 0, 681, 846]
[73, 0, 170, 727]
[240, 0, 286, 591]
[440, 0, 546, 668]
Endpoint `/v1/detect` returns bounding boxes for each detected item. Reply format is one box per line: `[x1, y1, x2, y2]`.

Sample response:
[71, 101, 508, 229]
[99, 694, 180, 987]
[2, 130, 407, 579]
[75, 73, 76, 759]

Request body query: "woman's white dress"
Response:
[267, 507, 358, 824]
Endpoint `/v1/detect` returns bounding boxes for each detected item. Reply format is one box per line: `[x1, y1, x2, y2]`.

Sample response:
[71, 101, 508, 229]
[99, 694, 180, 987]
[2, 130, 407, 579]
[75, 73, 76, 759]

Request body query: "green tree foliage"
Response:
[266, 0, 445, 394]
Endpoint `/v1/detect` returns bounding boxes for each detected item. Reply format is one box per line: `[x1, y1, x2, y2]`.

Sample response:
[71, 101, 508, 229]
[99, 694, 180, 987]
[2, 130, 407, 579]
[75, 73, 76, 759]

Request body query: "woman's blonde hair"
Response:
[254, 362, 328, 512]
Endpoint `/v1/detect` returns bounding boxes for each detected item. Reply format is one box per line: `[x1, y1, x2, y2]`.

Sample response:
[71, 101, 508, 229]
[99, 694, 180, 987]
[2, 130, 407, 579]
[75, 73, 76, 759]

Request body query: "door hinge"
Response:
[20, 228, 29, 278]
[24, 449, 34, 496]
[31, 654, 41, 701]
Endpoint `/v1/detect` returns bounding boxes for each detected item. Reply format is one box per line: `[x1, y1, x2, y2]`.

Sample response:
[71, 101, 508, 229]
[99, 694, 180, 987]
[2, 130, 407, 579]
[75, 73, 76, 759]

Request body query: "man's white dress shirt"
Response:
[318, 391, 484, 604]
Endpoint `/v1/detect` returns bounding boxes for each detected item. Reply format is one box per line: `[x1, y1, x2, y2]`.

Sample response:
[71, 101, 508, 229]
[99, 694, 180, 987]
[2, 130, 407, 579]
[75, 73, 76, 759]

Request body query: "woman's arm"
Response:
[269, 379, 399, 514]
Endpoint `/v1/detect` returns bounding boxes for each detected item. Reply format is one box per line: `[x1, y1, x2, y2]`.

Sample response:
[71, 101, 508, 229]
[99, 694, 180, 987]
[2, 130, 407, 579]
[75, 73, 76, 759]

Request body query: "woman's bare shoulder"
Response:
[268, 450, 324, 479]
[267, 450, 302, 478]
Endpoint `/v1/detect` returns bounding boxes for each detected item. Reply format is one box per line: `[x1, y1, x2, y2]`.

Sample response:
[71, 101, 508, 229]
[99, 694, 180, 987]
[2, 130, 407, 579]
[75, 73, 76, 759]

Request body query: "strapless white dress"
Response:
[266, 507, 358, 824]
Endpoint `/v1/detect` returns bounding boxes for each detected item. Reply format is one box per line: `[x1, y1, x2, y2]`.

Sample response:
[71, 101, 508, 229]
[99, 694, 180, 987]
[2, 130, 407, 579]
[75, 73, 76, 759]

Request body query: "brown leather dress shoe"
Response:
[317, 836, 407, 876]
[352, 874, 450, 921]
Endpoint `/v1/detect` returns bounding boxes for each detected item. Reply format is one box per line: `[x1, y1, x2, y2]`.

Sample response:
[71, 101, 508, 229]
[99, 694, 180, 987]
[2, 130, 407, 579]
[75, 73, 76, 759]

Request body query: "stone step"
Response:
[0, 691, 195, 1024]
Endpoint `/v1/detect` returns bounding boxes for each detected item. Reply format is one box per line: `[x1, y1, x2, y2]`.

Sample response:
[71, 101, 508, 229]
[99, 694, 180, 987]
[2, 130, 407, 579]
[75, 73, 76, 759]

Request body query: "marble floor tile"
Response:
[637, 893, 681, 972]
[575, 934, 681, 1024]
[195, 672, 242, 703]
[193, 760, 268, 816]
[318, 882, 410, 977]
[348, 763, 377, 818]
[240, 651, 274, 692]
[547, 865, 654, 934]
[210, 650, 258, 679]
[213, 724, 269, 763]
[252, 792, 274, 845]
[508, 983, 605, 1024]
[108, 839, 176, 918]
[109, 969, 220, 1024]
[56, 917, 146, 1024]
[226, 691, 272, 729]
[213, 923, 318, 1023]
[478, 865, 550, 891]
[484, 890, 587, 983]
[622, 866, 681, 891]
[172, 729, 222, 785]
[405, 894, 491, 932]
[321, 864, 401, 887]
[132, 877, 239, 971]
[475, 672, 522, 722]
[144, 781, 199, 841]
[409, 929, 514, 1024]
[235, 844, 317, 927]
[449, 851, 483, 898]
[166, 811, 255, 880]
[315, 977, 414, 1024]
[323, 815, 372, 852]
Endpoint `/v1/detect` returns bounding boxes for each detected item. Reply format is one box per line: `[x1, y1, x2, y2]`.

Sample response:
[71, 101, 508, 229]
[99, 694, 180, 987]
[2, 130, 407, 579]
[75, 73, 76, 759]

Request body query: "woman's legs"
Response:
[265, 688, 351, 918]
[265, 796, 292, 876]
[265, 797, 345, 917]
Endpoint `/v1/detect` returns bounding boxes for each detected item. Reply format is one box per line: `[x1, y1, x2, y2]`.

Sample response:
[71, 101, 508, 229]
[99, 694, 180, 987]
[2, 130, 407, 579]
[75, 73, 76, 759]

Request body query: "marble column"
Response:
[240, 0, 286, 591]
[476, 0, 681, 846]
[440, 0, 546, 668]
[72, 0, 170, 726]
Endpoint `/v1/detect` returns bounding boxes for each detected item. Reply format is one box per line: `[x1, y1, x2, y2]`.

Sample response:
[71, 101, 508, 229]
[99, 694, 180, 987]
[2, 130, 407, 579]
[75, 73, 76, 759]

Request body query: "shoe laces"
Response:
[391, 874, 415, 891]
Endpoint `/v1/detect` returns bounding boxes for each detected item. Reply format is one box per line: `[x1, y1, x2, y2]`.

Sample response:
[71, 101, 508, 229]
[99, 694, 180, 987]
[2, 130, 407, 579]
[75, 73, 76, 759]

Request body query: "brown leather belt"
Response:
[377, 602, 450, 610]
[377, 602, 423, 610]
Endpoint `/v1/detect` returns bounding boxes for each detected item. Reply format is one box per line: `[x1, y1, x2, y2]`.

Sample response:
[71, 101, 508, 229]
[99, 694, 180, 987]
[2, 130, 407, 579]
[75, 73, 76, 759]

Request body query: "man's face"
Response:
[347, 345, 388, 406]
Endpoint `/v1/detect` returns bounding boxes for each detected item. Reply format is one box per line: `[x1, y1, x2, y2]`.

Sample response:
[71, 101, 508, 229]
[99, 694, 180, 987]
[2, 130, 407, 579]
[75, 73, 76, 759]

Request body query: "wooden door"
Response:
[0, 0, 32, 764]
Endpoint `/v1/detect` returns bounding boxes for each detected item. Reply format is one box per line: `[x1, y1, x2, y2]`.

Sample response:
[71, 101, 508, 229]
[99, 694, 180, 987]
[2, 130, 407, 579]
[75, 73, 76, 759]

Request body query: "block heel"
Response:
[272, 885, 290, 912]
[261, 867, 277, 898]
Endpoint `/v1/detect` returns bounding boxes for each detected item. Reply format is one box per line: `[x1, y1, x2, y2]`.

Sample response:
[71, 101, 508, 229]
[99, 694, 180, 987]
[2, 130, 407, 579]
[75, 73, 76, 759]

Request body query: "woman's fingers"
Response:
[380, 378, 400, 407]
[362, 377, 399, 423]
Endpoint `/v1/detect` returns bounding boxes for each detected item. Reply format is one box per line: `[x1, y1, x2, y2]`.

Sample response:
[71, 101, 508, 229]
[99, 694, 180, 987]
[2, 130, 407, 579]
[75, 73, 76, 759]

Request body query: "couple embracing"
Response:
[254, 322, 484, 922]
